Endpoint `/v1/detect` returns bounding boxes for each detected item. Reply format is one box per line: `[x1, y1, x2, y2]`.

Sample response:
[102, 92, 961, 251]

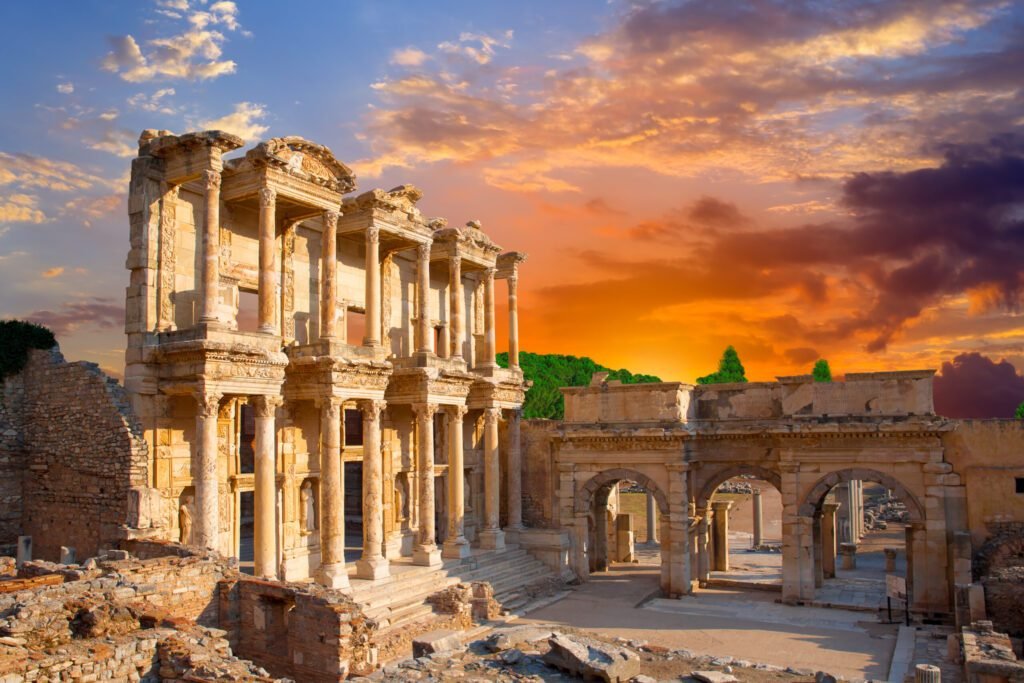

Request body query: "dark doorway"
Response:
[238, 490, 254, 575]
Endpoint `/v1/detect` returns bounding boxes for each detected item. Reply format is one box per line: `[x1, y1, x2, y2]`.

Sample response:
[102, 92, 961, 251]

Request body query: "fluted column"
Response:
[479, 407, 505, 549]
[416, 242, 433, 355]
[193, 390, 222, 550]
[481, 268, 497, 368]
[363, 226, 380, 347]
[506, 408, 523, 531]
[442, 405, 470, 559]
[252, 395, 281, 579]
[199, 170, 221, 323]
[412, 403, 442, 566]
[320, 210, 338, 339]
[257, 187, 277, 334]
[356, 399, 389, 580]
[507, 273, 519, 369]
[449, 253, 464, 360]
[316, 397, 350, 590]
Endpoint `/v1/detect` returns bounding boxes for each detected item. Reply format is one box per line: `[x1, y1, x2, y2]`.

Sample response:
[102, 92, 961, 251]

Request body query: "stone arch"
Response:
[797, 467, 924, 522]
[695, 464, 782, 510]
[575, 468, 669, 516]
[973, 522, 1024, 580]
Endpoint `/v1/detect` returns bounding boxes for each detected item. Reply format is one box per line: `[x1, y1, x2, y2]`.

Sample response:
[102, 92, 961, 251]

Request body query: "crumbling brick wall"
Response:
[0, 365, 26, 553]
[974, 522, 1024, 638]
[11, 347, 156, 561]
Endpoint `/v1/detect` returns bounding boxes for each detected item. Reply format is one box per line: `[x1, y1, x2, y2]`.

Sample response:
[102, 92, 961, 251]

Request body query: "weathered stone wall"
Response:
[982, 567, 1024, 638]
[521, 419, 558, 528]
[9, 347, 158, 561]
[0, 368, 25, 553]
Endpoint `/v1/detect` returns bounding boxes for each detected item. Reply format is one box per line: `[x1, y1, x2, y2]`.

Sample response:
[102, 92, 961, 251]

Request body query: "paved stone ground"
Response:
[519, 561, 899, 680]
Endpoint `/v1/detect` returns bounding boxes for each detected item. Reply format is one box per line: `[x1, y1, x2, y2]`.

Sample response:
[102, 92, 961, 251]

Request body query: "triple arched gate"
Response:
[556, 436, 966, 615]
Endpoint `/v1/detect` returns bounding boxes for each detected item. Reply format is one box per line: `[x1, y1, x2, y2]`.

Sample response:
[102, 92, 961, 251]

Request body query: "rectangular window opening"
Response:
[1016, 477, 1024, 494]
[346, 308, 366, 345]
[344, 408, 363, 446]
[237, 289, 259, 333]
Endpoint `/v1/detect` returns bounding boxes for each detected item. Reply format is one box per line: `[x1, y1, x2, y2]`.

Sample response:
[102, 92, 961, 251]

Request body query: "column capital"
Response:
[711, 499, 733, 511]
[447, 404, 469, 420]
[318, 395, 345, 415]
[411, 402, 439, 419]
[358, 398, 387, 420]
[203, 169, 221, 190]
[252, 395, 283, 418]
[366, 225, 380, 244]
[483, 266, 496, 283]
[483, 406, 501, 425]
[194, 390, 222, 417]
[258, 186, 276, 207]
[323, 209, 339, 228]
[417, 241, 431, 261]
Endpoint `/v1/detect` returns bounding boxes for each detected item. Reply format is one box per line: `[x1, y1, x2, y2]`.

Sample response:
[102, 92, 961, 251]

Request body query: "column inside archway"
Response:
[711, 500, 732, 572]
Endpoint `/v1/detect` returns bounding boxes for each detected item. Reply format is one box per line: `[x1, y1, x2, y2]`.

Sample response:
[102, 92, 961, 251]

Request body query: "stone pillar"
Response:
[252, 396, 280, 579]
[412, 403, 442, 566]
[594, 503, 609, 572]
[835, 483, 852, 545]
[646, 492, 658, 543]
[507, 273, 519, 369]
[363, 226, 381, 346]
[194, 391, 222, 551]
[915, 665, 941, 683]
[822, 501, 839, 579]
[884, 547, 898, 572]
[813, 515, 824, 588]
[442, 406, 470, 559]
[320, 210, 338, 339]
[257, 187, 277, 334]
[839, 541, 857, 569]
[665, 463, 692, 596]
[316, 397, 349, 590]
[449, 253, 463, 359]
[479, 407, 505, 549]
[711, 500, 732, 571]
[357, 399, 389, 580]
[199, 170, 221, 323]
[416, 243, 433, 355]
[481, 268, 497, 368]
[752, 488, 763, 547]
[697, 510, 711, 585]
[506, 408, 523, 532]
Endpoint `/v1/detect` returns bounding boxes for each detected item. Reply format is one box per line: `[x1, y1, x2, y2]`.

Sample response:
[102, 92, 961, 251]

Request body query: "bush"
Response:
[0, 320, 56, 379]
[696, 346, 747, 384]
[812, 359, 832, 383]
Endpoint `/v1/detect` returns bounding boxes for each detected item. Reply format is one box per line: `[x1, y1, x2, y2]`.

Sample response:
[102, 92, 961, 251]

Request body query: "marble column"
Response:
[752, 488, 763, 547]
[257, 187, 277, 334]
[506, 408, 523, 532]
[363, 226, 380, 346]
[822, 501, 839, 579]
[252, 395, 280, 579]
[481, 267, 497, 368]
[320, 210, 338, 339]
[194, 390, 222, 550]
[646, 492, 658, 543]
[479, 407, 505, 549]
[199, 170, 221, 323]
[416, 242, 433, 355]
[316, 397, 349, 590]
[356, 399, 389, 580]
[449, 253, 463, 359]
[442, 405, 471, 559]
[412, 403, 442, 566]
[711, 500, 732, 571]
[507, 273, 519, 369]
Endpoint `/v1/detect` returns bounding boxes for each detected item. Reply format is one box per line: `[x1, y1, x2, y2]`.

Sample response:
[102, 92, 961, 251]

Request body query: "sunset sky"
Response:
[2, 0, 1024, 403]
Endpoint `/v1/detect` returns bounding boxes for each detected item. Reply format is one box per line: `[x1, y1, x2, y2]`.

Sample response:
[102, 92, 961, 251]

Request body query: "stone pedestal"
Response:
[752, 489, 763, 547]
[884, 547, 898, 573]
[915, 665, 941, 683]
[711, 500, 732, 572]
[839, 541, 857, 570]
[16, 536, 31, 568]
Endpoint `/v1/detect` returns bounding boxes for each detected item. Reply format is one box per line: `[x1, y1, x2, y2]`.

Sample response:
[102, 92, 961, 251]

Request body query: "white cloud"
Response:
[56, 82, 74, 94]
[198, 102, 269, 141]
[391, 47, 429, 67]
[0, 194, 47, 224]
[0, 152, 114, 192]
[84, 128, 137, 157]
[127, 88, 178, 114]
[438, 30, 513, 65]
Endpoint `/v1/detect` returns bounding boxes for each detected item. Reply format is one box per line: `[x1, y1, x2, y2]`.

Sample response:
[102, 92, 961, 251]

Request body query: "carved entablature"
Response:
[496, 251, 528, 279]
[140, 129, 244, 183]
[467, 376, 526, 408]
[558, 434, 688, 452]
[338, 185, 433, 243]
[242, 136, 356, 194]
[431, 220, 503, 269]
[385, 368, 476, 405]
[148, 334, 289, 393]
[283, 355, 393, 401]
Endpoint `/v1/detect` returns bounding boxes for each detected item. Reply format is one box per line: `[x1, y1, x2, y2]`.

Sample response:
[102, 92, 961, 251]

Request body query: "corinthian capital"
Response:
[195, 390, 223, 417]
[366, 225, 380, 244]
[204, 170, 221, 191]
[417, 242, 431, 262]
[258, 186, 277, 208]
[323, 209, 339, 230]
[252, 395, 283, 418]
[359, 399, 387, 421]
[483, 267, 496, 284]
[412, 402, 439, 420]
[483, 406, 501, 426]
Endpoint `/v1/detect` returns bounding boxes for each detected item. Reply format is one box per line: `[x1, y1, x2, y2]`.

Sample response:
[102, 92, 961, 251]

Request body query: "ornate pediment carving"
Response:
[245, 136, 356, 193]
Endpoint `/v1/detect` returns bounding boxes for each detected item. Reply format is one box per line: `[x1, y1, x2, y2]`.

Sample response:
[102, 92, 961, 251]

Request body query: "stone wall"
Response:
[521, 419, 558, 528]
[2, 347, 161, 562]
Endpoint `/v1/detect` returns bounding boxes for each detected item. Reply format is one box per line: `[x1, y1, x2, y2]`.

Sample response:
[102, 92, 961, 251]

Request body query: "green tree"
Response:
[1015, 401, 1024, 419]
[696, 345, 747, 385]
[496, 351, 661, 419]
[812, 359, 832, 383]
[0, 320, 56, 379]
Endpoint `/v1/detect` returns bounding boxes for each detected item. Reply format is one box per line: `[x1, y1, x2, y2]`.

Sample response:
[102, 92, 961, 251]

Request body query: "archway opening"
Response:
[705, 475, 784, 589]
[801, 471, 922, 614]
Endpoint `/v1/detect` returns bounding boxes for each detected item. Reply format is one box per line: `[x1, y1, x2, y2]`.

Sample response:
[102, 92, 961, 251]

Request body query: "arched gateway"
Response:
[549, 372, 966, 615]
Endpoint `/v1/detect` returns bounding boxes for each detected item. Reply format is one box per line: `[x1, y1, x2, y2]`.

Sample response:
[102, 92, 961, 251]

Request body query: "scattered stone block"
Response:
[543, 633, 641, 682]
[691, 671, 739, 683]
[485, 625, 554, 652]
[412, 630, 464, 658]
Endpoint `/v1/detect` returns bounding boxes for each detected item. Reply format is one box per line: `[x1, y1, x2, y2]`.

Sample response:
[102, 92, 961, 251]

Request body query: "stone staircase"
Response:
[348, 545, 559, 632]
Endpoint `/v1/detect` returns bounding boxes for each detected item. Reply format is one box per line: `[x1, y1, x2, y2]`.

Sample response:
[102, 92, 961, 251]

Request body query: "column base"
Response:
[503, 525, 524, 546]
[413, 544, 442, 567]
[355, 556, 391, 581]
[315, 562, 351, 591]
[442, 538, 472, 560]
[478, 529, 505, 550]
